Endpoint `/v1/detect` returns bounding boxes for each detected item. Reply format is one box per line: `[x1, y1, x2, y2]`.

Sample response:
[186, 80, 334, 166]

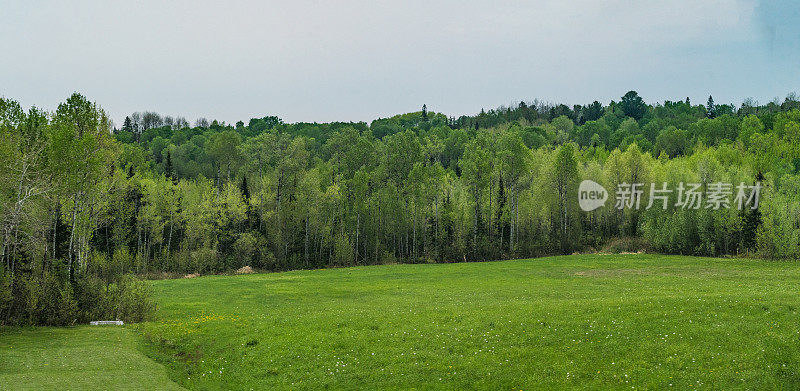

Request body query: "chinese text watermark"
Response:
[578, 181, 761, 212]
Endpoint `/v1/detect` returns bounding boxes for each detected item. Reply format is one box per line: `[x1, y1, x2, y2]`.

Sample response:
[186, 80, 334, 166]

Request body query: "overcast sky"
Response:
[1, 0, 798, 126]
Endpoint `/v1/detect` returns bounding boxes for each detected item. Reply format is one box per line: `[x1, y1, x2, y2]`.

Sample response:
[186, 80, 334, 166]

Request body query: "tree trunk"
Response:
[355, 213, 360, 265]
[68, 194, 79, 282]
[304, 215, 309, 267]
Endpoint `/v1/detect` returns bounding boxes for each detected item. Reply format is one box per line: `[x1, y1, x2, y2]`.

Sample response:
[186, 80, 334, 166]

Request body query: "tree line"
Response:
[2, 90, 800, 325]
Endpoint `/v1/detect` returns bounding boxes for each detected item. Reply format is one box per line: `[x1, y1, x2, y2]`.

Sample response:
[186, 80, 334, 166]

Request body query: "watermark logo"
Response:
[578, 181, 761, 211]
[578, 180, 608, 211]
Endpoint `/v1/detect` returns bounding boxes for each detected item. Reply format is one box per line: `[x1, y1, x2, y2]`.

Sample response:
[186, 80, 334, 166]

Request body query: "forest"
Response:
[2, 91, 800, 326]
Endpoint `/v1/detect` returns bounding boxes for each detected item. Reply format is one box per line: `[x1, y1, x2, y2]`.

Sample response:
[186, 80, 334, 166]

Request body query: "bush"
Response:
[232, 233, 258, 269]
[256, 250, 277, 270]
[380, 250, 398, 265]
[173, 248, 193, 273]
[0, 269, 12, 322]
[112, 249, 135, 279]
[0, 266, 155, 326]
[107, 274, 156, 323]
[190, 247, 219, 273]
[74, 275, 107, 323]
[38, 273, 78, 326]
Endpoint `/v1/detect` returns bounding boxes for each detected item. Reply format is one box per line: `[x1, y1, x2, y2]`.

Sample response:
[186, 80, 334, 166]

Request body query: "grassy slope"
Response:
[0, 326, 183, 390]
[136, 255, 800, 390]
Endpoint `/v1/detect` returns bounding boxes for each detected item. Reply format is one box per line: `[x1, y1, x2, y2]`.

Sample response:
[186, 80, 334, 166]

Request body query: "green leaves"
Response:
[5, 92, 800, 296]
[619, 90, 647, 121]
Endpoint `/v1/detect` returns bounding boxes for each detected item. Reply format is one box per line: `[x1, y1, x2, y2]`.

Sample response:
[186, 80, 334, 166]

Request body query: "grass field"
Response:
[4, 254, 800, 389]
[0, 326, 183, 390]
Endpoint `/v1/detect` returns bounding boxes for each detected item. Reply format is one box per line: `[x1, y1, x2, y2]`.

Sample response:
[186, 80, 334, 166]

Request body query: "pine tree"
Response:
[741, 172, 764, 251]
[706, 96, 716, 118]
[422, 104, 428, 121]
[164, 150, 174, 181]
[240, 176, 250, 200]
[620, 91, 647, 120]
[122, 116, 133, 132]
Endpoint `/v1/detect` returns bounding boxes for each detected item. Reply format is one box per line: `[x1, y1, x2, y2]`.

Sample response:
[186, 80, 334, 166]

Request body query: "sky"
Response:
[1, 0, 799, 126]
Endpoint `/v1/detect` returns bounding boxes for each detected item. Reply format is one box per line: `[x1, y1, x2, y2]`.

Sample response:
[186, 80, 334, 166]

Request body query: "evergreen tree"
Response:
[164, 150, 174, 181]
[122, 116, 133, 132]
[741, 172, 763, 251]
[581, 101, 604, 124]
[706, 95, 716, 118]
[620, 91, 647, 120]
[240, 176, 251, 200]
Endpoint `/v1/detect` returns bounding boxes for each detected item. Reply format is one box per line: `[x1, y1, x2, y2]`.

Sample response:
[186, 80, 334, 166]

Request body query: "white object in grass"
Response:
[90, 320, 124, 325]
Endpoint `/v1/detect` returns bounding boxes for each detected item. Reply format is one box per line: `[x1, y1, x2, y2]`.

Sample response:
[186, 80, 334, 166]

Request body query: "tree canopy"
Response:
[3, 90, 800, 325]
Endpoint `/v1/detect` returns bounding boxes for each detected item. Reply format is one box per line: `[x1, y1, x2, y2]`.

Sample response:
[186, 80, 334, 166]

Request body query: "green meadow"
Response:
[4, 254, 800, 389]
[0, 326, 182, 390]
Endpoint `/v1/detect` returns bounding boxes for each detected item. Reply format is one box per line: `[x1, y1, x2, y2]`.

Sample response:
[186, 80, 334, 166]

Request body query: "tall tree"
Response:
[706, 95, 717, 119]
[548, 144, 580, 253]
[619, 91, 647, 120]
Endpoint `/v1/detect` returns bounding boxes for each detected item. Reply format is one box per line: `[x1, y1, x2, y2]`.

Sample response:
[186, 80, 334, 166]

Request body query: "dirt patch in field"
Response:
[183, 273, 200, 279]
[235, 266, 254, 274]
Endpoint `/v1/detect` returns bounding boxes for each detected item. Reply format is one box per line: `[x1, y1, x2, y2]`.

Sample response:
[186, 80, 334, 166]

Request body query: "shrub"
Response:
[173, 248, 193, 273]
[0, 266, 155, 326]
[380, 250, 398, 265]
[106, 274, 156, 323]
[112, 249, 135, 278]
[190, 247, 219, 273]
[74, 275, 107, 323]
[38, 273, 78, 326]
[0, 269, 12, 321]
[256, 250, 277, 271]
[232, 233, 258, 269]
